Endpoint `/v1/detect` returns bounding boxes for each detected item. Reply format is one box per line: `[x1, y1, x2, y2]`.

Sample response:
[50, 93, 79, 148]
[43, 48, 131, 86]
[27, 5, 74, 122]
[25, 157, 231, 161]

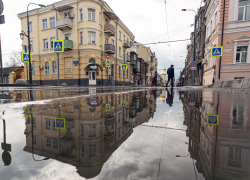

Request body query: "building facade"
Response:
[18, 0, 135, 86]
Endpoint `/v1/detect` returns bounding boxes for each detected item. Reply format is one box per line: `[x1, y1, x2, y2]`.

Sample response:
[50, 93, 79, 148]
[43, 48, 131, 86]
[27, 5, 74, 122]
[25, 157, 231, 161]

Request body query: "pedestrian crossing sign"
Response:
[121, 64, 127, 71]
[211, 46, 223, 57]
[53, 40, 64, 53]
[106, 104, 110, 111]
[121, 100, 127, 107]
[21, 52, 32, 63]
[55, 118, 66, 129]
[207, 114, 219, 125]
[106, 59, 110, 67]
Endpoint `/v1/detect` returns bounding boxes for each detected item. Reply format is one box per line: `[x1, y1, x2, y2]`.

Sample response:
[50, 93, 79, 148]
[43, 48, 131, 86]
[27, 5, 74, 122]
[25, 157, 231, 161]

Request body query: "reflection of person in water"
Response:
[166, 88, 174, 107]
[151, 89, 157, 100]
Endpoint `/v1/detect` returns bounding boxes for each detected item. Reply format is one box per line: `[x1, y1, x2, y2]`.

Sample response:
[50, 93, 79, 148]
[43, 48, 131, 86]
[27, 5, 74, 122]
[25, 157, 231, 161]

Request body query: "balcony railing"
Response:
[57, 18, 72, 31]
[105, 44, 115, 54]
[150, 56, 154, 62]
[130, 59, 136, 66]
[104, 116, 115, 126]
[123, 40, 130, 48]
[130, 42, 136, 52]
[64, 40, 73, 51]
[104, 24, 115, 36]
[123, 55, 130, 63]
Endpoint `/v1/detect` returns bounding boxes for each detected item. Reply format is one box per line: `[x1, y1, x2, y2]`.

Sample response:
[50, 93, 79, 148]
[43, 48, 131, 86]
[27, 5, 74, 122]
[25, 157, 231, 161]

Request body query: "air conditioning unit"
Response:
[68, 13, 74, 19]
[39, 65, 43, 70]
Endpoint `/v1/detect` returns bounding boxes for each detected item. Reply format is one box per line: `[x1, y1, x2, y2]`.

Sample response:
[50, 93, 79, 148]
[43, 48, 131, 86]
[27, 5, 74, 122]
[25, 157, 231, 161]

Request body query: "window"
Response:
[81, 125, 84, 136]
[30, 40, 33, 51]
[29, 22, 32, 32]
[46, 119, 50, 129]
[54, 139, 58, 148]
[88, 125, 96, 137]
[81, 145, 84, 156]
[45, 62, 49, 75]
[210, 20, 213, 32]
[119, 66, 121, 78]
[105, 38, 108, 44]
[53, 120, 56, 130]
[50, 17, 55, 28]
[228, 147, 241, 167]
[119, 31, 121, 40]
[52, 61, 57, 75]
[50, 37, 55, 49]
[80, 9, 83, 21]
[206, 26, 209, 38]
[88, 9, 95, 21]
[232, 106, 244, 126]
[105, 18, 108, 25]
[111, 39, 114, 46]
[88, 32, 96, 44]
[99, 35, 101, 46]
[119, 47, 121, 56]
[43, 19, 47, 29]
[46, 138, 51, 146]
[89, 145, 96, 157]
[118, 128, 121, 137]
[99, 13, 101, 24]
[214, 12, 217, 28]
[105, 67, 108, 75]
[33, 135, 36, 144]
[80, 32, 83, 44]
[64, 12, 70, 18]
[31, 63, 35, 76]
[65, 34, 71, 40]
[43, 39, 48, 50]
[123, 35, 125, 42]
[238, 0, 250, 21]
[236, 46, 247, 63]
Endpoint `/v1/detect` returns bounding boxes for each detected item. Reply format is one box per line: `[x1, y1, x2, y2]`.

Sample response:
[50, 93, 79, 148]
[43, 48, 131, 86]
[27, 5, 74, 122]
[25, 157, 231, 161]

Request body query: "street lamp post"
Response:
[182, 9, 197, 86]
[26, 3, 45, 84]
[180, 56, 186, 86]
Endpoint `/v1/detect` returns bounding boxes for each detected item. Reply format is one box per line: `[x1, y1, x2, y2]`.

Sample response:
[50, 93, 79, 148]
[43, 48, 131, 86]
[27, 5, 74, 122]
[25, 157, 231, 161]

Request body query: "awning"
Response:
[85, 64, 103, 71]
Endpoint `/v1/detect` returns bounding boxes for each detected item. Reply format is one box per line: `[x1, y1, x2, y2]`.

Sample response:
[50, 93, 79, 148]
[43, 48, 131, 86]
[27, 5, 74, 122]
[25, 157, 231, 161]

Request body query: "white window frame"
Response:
[45, 62, 50, 75]
[31, 63, 35, 76]
[46, 119, 50, 129]
[214, 12, 217, 28]
[88, 31, 96, 44]
[30, 39, 33, 51]
[210, 20, 213, 32]
[88, 9, 96, 21]
[50, 17, 55, 28]
[46, 138, 51, 146]
[29, 22, 32, 32]
[80, 32, 83, 44]
[233, 43, 250, 64]
[52, 61, 57, 75]
[43, 38, 48, 50]
[50, 37, 55, 49]
[79, 8, 83, 21]
[43, 19, 47, 29]
[238, 1, 250, 21]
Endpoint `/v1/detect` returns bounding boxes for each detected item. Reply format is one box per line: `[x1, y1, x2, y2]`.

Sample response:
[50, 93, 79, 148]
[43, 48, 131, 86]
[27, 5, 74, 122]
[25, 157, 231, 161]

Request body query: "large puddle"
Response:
[0, 87, 249, 180]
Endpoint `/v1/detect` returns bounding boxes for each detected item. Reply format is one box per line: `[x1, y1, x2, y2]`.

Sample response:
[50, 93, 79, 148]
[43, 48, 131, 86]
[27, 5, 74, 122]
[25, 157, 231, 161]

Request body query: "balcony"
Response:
[104, 132, 114, 143]
[123, 40, 130, 48]
[130, 59, 136, 66]
[104, 24, 115, 36]
[104, 116, 115, 126]
[57, 18, 72, 31]
[150, 56, 154, 62]
[105, 44, 115, 54]
[64, 40, 73, 51]
[123, 55, 130, 63]
[130, 42, 136, 53]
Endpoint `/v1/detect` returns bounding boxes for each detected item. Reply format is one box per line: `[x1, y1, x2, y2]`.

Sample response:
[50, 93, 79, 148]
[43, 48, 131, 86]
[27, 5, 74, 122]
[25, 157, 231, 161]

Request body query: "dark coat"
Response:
[167, 67, 174, 77]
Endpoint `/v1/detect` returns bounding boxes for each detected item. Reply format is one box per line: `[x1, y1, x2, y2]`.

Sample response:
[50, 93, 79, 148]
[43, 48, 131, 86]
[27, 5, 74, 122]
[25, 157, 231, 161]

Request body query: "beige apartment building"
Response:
[136, 42, 158, 85]
[18, 0, 135, 86]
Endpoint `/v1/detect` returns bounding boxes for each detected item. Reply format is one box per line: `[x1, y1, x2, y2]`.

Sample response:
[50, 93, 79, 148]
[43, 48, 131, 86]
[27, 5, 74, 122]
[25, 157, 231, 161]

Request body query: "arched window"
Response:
[31, 63, 35, 76]
[45, 62, 49, 75]
[52, 61, 57, 75]
[89, 58, 96, 64]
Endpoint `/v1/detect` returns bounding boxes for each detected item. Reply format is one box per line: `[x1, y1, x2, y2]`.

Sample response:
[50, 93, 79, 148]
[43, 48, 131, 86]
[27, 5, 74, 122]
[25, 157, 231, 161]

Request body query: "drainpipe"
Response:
[218, 0, 225, 80]
[115, 19, 118, 85]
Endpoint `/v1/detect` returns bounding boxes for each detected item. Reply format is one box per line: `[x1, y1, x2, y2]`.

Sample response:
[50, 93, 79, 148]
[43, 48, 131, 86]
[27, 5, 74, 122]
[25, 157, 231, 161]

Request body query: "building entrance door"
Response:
[89, 71, 96, 85]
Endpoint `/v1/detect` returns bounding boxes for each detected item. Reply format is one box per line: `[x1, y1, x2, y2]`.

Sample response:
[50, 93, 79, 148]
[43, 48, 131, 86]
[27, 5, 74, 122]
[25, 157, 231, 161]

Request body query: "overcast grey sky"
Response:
[1, 0, 203, 79]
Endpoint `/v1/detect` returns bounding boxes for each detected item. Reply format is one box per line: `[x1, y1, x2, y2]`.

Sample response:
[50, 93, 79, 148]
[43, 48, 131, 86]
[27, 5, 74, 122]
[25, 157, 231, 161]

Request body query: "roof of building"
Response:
[2, 66, 23, 76]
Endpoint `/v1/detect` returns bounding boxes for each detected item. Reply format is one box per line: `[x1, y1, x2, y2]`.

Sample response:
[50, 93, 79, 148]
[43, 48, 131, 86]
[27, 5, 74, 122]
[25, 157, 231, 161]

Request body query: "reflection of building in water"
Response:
[182, 90, 250, 179]
[23, 91, 157, 178]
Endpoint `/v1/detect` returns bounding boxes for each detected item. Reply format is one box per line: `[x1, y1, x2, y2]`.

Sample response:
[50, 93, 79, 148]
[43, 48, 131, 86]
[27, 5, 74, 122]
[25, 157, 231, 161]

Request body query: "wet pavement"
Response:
[0, 87, 249, 180]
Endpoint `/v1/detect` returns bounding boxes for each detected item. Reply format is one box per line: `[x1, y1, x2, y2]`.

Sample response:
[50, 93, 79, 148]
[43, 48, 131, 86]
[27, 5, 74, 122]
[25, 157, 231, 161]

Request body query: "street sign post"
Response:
[211, 46, 223, 57]
[55, 118, 66, 129]
[121, 64, 127, 71]
[53, 40, 64, 53]
[106, 104, 110, 111]
[207, 114, 219, 125]
[22, 52, 32, 63]
[121, 100, 127, 107]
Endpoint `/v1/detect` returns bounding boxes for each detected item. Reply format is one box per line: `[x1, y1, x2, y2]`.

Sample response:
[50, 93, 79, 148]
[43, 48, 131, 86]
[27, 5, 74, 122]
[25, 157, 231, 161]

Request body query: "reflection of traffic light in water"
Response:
[1, 119, 12, 166]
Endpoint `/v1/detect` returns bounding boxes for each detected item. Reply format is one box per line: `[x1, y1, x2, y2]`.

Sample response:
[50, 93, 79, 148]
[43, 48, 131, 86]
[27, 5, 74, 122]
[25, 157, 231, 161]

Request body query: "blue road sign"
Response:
[121, 100, 127, 107]
[121, 64, 127, 71]
[106, 104, 110, 111]
[189, 105, 195, 110]
[55, 118, 66, 129]
[211, 46, 223, 57]
[190, 61, 197, 67]
[22, 52, 32, 63]
[53, 40, 64, 53]
[106, 59, 110, 67]
[207, 114, 219, 125]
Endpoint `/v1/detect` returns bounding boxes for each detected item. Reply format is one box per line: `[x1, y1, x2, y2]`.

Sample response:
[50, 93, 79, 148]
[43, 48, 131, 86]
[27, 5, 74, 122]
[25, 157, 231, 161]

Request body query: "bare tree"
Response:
[8, 51, 23, 67]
